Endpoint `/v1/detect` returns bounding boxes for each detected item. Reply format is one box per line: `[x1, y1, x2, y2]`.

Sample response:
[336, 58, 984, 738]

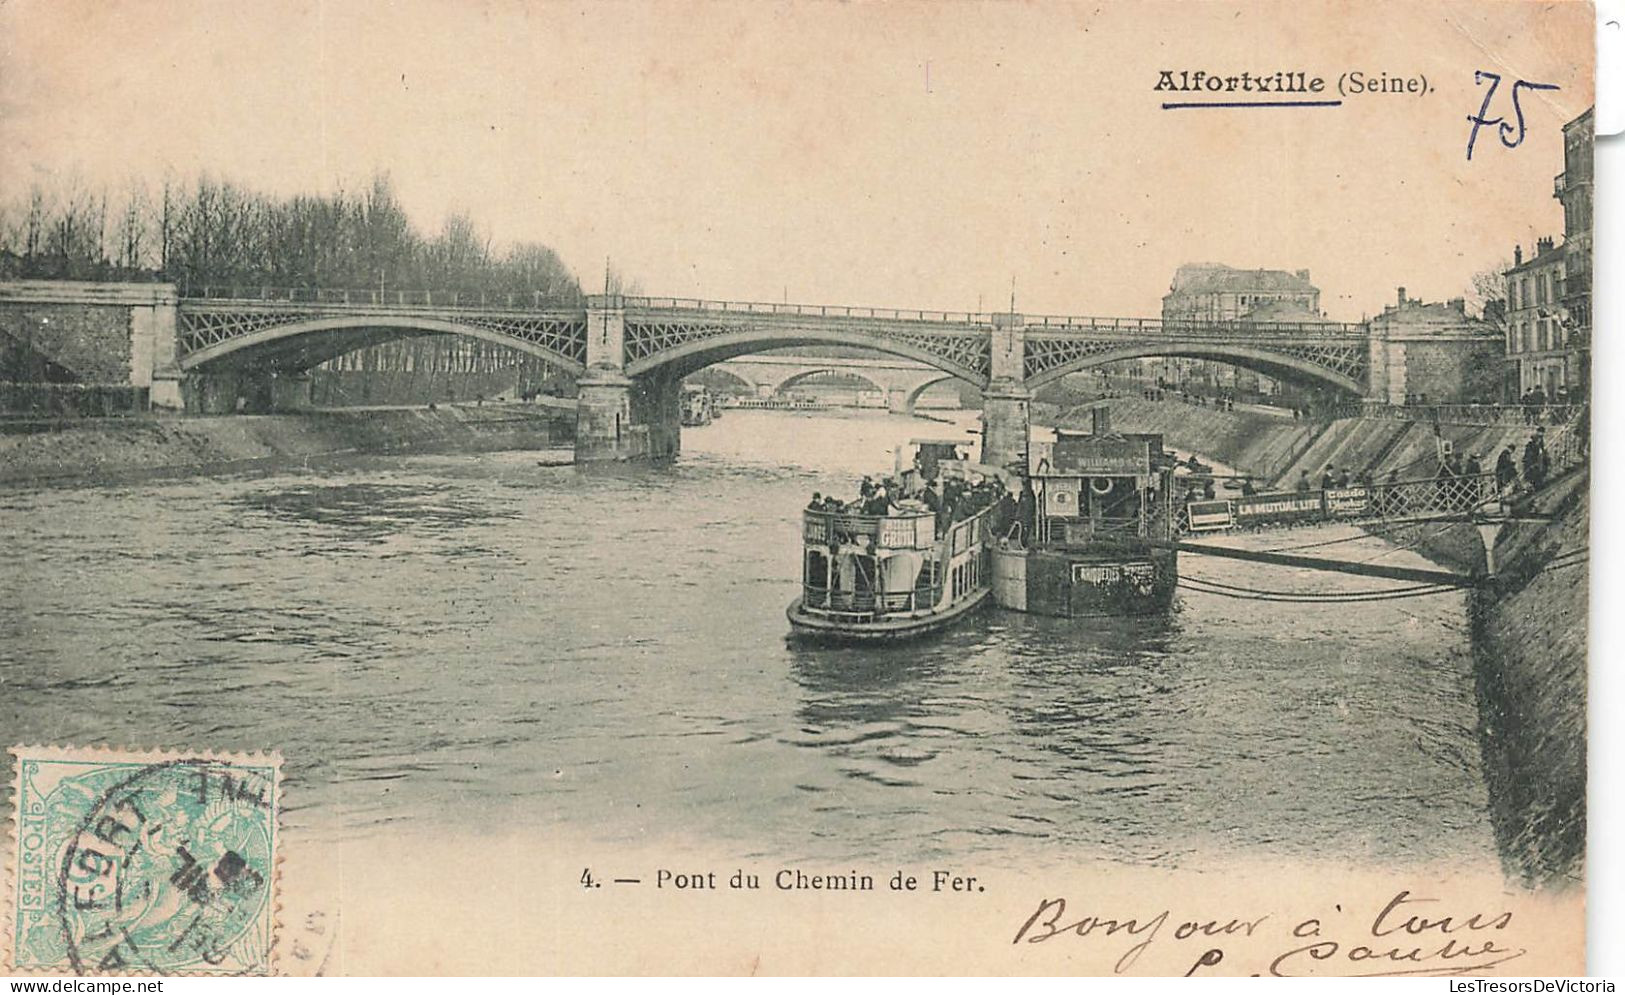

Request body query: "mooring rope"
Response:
[1176, 579, 1459, 603]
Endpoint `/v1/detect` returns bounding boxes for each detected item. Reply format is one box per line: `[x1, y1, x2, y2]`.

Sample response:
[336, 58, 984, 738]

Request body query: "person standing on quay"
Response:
[1496, 445, 1518, 497]
[1522, 433, 1547, 490]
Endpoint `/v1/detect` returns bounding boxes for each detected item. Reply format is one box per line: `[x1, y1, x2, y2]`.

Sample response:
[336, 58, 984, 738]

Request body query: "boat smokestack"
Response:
[1091, 406, 1112, 436]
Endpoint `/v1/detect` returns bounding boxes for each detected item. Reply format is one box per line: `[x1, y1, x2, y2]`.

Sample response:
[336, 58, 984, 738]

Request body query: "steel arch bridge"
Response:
[166, 288, 1380, 462]
[174, 291, 1368, 394]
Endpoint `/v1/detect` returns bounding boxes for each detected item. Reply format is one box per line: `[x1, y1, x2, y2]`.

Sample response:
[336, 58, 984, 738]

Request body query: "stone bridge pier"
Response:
[575, 296, 681, 462]
[979, 314, 1030, 471]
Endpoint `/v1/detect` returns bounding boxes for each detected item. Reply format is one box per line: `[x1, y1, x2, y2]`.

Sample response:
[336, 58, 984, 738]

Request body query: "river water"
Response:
[0, 409, 1493, 868]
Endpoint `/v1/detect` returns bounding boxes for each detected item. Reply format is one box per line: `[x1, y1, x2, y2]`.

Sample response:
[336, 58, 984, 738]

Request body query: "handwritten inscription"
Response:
[1467, 71, 1560, 161]
[1012, 889, 1525, 977]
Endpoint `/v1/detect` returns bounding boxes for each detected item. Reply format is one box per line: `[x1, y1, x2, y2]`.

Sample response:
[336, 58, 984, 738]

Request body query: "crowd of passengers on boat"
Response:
[806, 469, 1037, 543]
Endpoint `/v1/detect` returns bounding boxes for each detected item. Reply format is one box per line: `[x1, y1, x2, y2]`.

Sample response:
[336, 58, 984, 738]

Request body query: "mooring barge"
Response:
[992, 411, 1179, 617]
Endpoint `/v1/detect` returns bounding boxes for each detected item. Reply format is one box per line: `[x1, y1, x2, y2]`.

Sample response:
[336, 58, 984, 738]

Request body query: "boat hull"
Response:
[786, 589, 991, 643]
[991, 544, 1177, 618]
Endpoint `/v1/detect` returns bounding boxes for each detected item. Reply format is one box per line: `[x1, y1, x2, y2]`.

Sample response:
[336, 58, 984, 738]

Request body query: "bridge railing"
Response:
[1175, 470, 1540, 536]
[180, 286, 582, 311]
[1324, 400, 1586, 427]
[1023, 315, 1367, 337]
[173, 287, 1374, 337]
[620, 296, 995, 324]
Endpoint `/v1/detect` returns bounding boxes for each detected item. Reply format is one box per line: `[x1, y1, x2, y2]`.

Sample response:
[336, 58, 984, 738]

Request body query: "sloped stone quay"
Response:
[1467, 472, 1589, 889]
[0, 405, 574, 485]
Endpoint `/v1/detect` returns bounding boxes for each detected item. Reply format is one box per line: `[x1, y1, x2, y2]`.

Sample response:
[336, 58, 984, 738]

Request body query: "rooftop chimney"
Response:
[1514, 244, 1524, 266]
[1397, 286, 1407, 307]
[1295, 268, 1311, 281]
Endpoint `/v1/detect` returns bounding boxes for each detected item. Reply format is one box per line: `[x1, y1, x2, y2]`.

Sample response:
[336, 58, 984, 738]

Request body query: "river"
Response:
[0, 409, 1493, 868]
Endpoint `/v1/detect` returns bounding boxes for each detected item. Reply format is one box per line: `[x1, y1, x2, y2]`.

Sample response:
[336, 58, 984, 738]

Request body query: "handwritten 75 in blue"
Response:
[1467, 71, 1559, 160]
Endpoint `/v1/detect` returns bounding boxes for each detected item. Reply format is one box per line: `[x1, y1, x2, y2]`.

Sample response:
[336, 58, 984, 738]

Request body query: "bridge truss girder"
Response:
[1021, 334, 1369, 395]
[620, 312, 993, 389]
[177, 306, 590, 374]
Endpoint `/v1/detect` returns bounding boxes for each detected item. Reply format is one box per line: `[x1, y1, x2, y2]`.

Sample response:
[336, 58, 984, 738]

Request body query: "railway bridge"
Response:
[702, 353, 964, 413]
[0, 282, 1497, 467]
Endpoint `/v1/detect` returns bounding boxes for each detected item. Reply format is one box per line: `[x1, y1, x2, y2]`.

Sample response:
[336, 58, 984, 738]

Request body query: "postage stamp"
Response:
[5, 746, 281, 975]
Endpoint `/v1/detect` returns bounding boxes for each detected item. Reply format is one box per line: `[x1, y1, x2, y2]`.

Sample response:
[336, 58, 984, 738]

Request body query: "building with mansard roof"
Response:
[1161, 263, 1321, 323]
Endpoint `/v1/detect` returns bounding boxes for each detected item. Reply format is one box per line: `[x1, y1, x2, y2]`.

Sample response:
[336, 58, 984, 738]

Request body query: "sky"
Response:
[0, 0, 1595, 320]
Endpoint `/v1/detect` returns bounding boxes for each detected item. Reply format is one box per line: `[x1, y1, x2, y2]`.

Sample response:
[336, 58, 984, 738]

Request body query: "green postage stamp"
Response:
[5, 746, 281, 975]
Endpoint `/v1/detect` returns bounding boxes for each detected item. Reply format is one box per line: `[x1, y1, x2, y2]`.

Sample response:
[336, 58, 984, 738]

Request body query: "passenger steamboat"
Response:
[681, 384, 716, 426]
[787, 440, 996, 642]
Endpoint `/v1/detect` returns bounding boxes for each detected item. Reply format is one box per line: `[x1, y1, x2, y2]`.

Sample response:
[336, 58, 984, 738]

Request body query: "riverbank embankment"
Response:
[0, 405, 574, 485]
[1043, 394, 1556, 492]
[1036, 395, 1314, 480]
[1469, 469, 1588, 888]
[1272, 417, 1546, 490]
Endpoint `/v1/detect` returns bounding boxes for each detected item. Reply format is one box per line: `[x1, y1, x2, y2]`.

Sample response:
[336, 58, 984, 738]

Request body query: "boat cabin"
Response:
[1031, 428, 1175, 547]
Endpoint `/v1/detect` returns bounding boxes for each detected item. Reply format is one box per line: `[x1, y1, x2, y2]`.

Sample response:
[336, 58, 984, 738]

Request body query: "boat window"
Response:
[805, 549, 829, 586]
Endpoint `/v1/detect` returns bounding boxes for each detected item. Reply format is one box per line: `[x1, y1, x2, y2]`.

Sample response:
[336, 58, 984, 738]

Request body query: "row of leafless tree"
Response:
[0, 172, 583, 299]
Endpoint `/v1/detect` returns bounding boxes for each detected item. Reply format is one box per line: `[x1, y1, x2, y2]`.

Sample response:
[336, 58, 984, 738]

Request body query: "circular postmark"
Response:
[51, 759, 275, 974]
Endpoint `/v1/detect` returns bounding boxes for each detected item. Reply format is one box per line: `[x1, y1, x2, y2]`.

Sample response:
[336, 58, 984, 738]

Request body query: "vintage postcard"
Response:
[0, 0, 1598, 977]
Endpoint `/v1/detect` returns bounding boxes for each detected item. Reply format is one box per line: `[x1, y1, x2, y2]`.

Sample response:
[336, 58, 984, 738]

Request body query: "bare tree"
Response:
[24, 185, 48, 259]
[115, 181, 151, 272]
[2, 169, 587, 299]
[604, 261, 643, 296]
[1467, 259, 1510, 324]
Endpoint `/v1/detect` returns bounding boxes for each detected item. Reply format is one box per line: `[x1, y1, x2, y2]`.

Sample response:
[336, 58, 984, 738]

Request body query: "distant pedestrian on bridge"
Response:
[1295, 470, 1312, 493]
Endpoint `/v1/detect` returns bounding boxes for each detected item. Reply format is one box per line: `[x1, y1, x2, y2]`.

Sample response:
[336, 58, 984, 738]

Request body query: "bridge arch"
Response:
[686, 366, 756, 395]
[901, 373, 962, 413]
[1023, 343, 1364, 397]
[179, 315, 587, 375]
[769, 367, 889, 397]
[623, 327, 990, 392]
